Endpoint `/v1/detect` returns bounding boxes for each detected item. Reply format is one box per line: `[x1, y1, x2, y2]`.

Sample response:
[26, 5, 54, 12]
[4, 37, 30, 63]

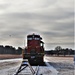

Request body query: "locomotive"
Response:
[22, 33, 44, 64]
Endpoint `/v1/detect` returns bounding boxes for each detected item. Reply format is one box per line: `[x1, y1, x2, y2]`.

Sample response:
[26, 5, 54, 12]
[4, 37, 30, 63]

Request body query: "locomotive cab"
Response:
[22, 33, 44, 64]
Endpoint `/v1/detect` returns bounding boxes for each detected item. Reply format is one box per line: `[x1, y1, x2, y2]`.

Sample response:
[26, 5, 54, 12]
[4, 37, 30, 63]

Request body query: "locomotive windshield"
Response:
[27, 34, 40, 40]
[27, 38, 32, 40]
[27, 37, 40, 40]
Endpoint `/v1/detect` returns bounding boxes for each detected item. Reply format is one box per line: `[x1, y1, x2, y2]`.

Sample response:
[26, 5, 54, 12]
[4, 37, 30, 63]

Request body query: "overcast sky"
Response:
[0, 0, 74, 50]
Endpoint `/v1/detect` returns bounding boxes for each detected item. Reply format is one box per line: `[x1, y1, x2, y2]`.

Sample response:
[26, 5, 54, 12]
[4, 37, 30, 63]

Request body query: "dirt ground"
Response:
[44, 55, 75, 75]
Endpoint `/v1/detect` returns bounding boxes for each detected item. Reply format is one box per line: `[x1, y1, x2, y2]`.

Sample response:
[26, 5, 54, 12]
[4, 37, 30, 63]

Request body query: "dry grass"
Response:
[0, 54, 22, 59]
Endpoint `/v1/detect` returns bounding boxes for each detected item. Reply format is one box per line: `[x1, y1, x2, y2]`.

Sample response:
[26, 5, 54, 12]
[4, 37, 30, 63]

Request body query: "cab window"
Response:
[28, 38, 32, 40]
[35, 38, 39, 40]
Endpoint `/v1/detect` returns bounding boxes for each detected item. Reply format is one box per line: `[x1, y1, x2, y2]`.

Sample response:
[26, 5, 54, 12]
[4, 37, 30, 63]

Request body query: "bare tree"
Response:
[55, 46, 62, 56]
[55, 46, 62, 51]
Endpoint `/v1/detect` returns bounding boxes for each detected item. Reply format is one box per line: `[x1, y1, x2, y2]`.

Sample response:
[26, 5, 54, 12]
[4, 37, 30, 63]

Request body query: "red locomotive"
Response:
[22, 33, 44, 64]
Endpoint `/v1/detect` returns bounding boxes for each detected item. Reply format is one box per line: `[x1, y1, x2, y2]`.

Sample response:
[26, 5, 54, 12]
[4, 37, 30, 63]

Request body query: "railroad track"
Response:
[14, 59, 53, 75]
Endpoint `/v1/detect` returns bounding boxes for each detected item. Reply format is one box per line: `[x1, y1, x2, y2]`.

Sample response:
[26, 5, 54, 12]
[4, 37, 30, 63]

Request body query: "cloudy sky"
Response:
[0, 0, 74, 50]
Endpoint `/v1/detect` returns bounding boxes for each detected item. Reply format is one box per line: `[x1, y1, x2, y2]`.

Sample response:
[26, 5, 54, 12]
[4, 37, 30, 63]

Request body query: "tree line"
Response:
[0, 45, 74, 56]
[45, 46, 74, 56]
[0, 45, 22, 55]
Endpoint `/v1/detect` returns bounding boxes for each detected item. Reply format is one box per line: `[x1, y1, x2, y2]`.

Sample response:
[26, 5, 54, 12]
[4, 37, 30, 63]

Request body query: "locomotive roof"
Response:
[27, 33, 42, 39]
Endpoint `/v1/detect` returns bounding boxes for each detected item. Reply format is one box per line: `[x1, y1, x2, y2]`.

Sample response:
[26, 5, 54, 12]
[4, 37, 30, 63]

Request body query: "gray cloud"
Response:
[0, 0, 74, 49]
